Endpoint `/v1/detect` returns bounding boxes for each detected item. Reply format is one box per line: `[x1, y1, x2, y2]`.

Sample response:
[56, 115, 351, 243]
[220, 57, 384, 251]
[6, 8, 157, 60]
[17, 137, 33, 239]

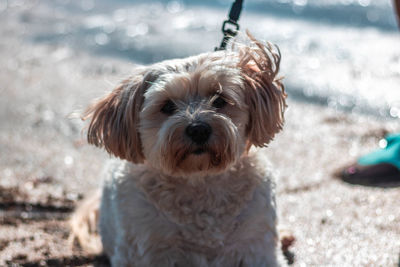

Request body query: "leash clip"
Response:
[215, 19, 240, 51]
[222, 19, 239, 36]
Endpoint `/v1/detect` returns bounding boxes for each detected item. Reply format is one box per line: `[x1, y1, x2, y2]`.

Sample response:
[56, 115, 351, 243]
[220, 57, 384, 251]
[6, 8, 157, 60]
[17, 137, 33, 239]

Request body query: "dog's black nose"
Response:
[185, 122, 212, 145]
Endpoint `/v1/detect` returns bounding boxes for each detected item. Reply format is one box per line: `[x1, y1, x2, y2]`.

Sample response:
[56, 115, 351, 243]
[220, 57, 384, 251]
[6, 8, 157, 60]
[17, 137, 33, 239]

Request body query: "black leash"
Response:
[215, 0, 244, 51]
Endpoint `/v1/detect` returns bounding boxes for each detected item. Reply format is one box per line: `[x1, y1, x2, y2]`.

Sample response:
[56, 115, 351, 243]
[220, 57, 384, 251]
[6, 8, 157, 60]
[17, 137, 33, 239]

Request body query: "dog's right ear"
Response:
[83, 69, 157, 163]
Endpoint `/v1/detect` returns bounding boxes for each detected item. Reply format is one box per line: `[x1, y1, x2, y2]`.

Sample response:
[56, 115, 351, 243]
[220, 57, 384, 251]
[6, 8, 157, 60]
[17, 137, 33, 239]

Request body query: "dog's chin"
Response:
[191, 147, 207, 155]
[161, 146, 236, 178]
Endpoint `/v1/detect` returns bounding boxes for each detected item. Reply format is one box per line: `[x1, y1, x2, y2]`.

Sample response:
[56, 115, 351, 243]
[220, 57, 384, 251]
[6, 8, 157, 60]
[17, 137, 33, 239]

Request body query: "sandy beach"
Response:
[1, 1, 400, 266]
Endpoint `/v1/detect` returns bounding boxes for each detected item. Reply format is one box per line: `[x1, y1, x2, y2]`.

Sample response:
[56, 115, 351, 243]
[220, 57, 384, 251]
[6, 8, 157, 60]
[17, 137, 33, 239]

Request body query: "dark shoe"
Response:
[335, 162, 400, 186]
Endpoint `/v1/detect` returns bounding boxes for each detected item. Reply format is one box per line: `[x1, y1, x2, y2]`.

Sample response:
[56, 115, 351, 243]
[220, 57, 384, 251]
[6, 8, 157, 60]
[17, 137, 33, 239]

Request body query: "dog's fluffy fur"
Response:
[70, 33, 287, 266]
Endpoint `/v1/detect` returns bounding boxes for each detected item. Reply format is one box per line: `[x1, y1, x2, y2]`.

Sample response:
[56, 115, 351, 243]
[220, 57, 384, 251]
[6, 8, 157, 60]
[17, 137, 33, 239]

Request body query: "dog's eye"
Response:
[212, 96, 227, 109]
[161, 100, 177, 115]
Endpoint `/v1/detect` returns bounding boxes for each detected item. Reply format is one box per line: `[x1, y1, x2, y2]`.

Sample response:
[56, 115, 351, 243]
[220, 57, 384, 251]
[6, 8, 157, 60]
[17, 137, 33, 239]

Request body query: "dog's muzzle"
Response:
[185, 122, 212, 145]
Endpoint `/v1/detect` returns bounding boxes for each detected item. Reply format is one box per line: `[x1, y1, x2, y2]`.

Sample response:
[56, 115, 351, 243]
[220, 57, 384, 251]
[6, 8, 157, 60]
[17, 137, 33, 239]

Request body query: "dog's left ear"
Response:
[238, 33, 287, 148]
[83, 69, 158, 163]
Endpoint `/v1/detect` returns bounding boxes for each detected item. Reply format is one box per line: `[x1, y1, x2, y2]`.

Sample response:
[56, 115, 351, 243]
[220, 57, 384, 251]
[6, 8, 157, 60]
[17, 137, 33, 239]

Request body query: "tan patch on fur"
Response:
[69, 190, 102, 254]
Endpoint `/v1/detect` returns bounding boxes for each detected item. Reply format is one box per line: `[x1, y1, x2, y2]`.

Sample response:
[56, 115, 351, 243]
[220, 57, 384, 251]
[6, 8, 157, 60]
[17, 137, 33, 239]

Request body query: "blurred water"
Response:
[4, 0, 400, 118]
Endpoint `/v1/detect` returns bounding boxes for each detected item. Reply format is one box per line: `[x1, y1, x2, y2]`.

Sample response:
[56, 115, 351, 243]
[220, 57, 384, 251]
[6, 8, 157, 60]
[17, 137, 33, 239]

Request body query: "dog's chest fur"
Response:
[138, 162, 257, 254]
[100, 154, 278, 265]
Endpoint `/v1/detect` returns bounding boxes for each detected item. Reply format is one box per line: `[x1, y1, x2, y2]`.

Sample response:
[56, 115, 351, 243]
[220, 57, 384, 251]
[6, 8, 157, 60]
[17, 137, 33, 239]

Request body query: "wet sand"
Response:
[1, 4, 400, 267]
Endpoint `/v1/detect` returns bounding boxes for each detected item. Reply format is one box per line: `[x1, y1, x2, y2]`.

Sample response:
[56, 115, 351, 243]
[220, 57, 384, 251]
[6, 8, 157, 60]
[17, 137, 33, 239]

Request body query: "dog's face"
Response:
[85, 35, 286, 177]
[139, 56, 248, 176]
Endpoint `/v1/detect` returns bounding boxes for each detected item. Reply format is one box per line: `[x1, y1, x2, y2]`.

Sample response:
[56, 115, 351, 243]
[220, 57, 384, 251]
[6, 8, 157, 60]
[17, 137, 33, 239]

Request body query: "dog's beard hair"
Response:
[146, 111, 243, 177]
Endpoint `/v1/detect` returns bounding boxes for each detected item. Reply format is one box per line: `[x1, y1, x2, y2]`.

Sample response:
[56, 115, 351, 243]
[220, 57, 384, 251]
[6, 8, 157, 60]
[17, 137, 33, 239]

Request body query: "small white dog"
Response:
[71, 33, 287, 267]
